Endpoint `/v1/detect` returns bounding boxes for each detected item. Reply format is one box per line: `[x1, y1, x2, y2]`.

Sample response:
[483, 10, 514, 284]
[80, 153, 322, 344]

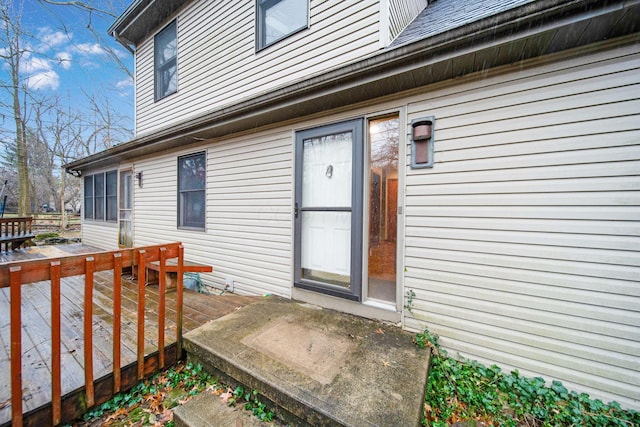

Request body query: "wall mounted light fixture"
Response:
[411, 116, 435, 169]
[135, 171, 143, 188]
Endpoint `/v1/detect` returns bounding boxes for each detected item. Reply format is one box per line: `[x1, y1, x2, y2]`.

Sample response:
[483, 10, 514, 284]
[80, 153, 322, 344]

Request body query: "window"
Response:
[257, 0, 308, 50]
[84, 175, 94, 220]
[83, 170, 118, 223]
[106, 170, 118, 221]
[178, 152, 206, 229]
[155, 20, 177, 101]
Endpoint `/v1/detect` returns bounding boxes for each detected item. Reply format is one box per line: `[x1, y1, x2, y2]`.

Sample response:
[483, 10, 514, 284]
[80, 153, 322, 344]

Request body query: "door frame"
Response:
[293, 118, 364, 301]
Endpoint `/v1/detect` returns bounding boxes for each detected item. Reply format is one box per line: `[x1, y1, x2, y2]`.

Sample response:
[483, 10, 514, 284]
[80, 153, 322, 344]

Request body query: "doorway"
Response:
[293, 115, 399, 304]
[294, 119, 364, 300]
[118, 170, 133, 248]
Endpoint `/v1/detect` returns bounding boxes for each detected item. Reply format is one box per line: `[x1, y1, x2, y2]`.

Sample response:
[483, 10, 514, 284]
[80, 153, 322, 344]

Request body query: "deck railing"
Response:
[0, 217, 34, 252]
[0, 242, 185, 426]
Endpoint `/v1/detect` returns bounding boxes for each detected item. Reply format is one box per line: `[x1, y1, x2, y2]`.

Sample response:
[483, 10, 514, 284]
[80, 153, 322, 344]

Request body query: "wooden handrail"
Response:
[0, 217, 34, 252]
[1, 242, 185, 426]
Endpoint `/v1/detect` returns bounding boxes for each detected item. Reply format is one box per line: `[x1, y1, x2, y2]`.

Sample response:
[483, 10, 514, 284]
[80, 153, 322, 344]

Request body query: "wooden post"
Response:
[50, 261, 62, 425]
[176, 245, 185, 358]
[84, 257, 95, 408]
[112, 253, 122, 393]
[158, 247, 167, 369]
[10, 266, 22, 426]
[137, 250, 146, 380]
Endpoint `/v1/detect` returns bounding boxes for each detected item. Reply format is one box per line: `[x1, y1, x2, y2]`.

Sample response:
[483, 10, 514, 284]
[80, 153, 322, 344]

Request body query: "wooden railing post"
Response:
[112, 253, 123, 393]
[176, 245, 185, 357]
[84, 257, 95, 408]
[158, 247, 167, 369]
[10, 266, 23, 426]
[50, 261, 62, 425]
[137, 250, 146, 380]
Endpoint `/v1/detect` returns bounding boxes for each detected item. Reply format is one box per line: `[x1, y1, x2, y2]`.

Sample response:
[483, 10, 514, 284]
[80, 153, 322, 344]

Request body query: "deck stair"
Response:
[175, 297, 430, 426]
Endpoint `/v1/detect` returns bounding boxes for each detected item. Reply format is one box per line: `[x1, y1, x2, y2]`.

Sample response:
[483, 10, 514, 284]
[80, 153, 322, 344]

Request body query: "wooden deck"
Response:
[0, 244, 257, 426]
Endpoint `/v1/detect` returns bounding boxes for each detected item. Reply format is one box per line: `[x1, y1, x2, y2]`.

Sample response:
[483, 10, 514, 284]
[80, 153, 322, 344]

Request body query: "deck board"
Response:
[0, 244, 258, 425]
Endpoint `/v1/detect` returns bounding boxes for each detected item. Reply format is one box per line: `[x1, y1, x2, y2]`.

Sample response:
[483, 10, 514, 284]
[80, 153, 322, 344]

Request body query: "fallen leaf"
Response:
[104, 407, 129, 424]
[220, 387, 234, 403]
[375, 328, 384, 334]
[381, 360, 391, 367]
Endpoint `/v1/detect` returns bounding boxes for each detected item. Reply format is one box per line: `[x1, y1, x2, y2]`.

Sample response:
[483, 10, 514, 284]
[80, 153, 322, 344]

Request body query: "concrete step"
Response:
[179, 296, 430, 427]
[174, 391, 270, 427]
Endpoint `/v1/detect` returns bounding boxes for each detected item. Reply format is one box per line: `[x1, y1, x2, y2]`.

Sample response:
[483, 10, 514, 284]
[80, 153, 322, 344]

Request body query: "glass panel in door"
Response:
[301, 132, 352, 285]
[367, 116, 399, 303]
[119, 170, 133, 248]
[294, 119, 363, 300]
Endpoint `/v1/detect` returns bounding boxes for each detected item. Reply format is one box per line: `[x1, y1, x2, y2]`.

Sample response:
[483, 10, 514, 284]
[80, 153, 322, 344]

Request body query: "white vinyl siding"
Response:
[132, 129, 293, 298]
[403, 43, 640, 409]
[134, 0, 380, 136]
[81, 222, 119, 251]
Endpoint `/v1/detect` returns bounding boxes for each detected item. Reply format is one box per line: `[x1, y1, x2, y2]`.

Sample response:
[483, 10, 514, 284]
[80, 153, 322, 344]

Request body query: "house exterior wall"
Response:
[134, 0, 382, 137]
[131, 128, 294, 298]
[402, 42, 640, 408]
[82, 222, 119, 250]
[80, 38, 639, 408]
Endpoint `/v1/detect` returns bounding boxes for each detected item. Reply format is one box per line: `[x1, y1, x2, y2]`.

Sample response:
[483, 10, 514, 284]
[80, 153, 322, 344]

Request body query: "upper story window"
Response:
[257, 0, 308, 50]
[178, 152, 206, 230]
[155, 20, 177, 101]
[84, 170, 118, 223]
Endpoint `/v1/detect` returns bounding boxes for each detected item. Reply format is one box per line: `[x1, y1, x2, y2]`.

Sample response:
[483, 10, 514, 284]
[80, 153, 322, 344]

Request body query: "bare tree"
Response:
[1, 0, 133, 220]
[0, 0, 30, 215]
[37, 0, 133, 78]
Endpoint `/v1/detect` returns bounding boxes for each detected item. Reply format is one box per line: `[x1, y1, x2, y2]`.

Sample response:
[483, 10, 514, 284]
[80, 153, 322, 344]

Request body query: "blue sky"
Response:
[1, 0, 134, 143]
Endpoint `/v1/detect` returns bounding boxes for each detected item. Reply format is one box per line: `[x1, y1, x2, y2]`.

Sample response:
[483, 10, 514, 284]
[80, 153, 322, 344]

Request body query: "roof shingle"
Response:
[390, 0, 536, 47]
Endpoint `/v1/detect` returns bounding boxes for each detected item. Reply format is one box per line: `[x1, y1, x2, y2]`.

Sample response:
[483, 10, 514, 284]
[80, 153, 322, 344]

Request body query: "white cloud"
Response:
[21, 53, 60, 90]
[38, 28, 71, 49]
[22, 55, 52, 73]
[116, 77, 134, 89]
[55, 52, 72, 70]
[74, 43, 108, 56]
[26, 70, 59, 90]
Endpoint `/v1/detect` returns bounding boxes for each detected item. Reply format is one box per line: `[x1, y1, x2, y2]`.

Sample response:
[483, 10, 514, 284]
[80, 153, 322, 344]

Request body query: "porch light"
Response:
[411, 117, 435, 169]
[135, 171, 143, 188]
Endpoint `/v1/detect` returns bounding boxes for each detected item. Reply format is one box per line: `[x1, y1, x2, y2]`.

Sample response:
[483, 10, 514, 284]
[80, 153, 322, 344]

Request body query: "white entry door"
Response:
[294, 119, 363, 300]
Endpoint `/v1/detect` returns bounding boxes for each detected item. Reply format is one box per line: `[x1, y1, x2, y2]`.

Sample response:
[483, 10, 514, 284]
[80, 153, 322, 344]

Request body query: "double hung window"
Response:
[155, 20, 177, 101]
[178, 152, 206, 230]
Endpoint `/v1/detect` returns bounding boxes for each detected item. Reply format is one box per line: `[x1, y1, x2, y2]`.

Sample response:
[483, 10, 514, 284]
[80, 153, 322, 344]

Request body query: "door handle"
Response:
[294, 202, 299, 219]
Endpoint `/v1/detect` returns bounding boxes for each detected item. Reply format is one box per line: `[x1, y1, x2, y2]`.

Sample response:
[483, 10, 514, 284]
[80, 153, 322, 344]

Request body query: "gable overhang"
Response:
[107, 0, 194, 47]
[67, 0, 640, 174]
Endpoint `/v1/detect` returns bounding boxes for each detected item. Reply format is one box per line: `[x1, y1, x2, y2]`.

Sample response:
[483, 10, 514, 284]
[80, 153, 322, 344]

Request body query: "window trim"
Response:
[256, 0, 309, 51]
[83, 170, 118, 223]
[154, 20, 178, 102]
[177, 151, 207, 231]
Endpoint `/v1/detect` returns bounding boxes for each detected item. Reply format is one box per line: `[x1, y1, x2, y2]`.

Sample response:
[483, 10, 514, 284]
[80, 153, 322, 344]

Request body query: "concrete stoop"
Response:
[174, 296, 430, 427]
